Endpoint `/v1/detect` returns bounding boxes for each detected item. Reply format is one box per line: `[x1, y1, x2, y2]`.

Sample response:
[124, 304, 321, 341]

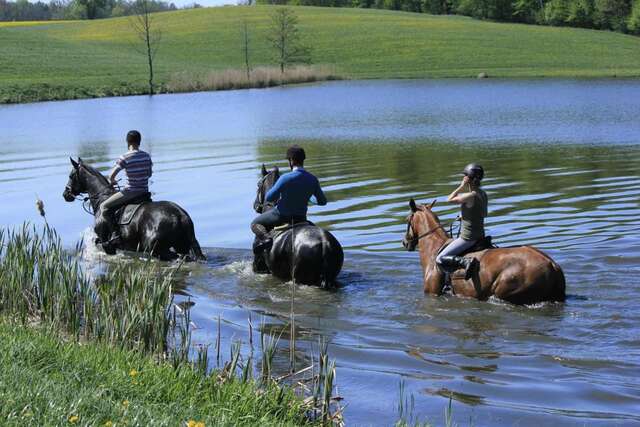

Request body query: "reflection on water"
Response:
[1, 80, 640, 426]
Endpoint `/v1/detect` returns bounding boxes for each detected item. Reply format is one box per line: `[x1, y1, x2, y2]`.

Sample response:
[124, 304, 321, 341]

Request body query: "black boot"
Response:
[438, 256, 479, 280]
[251, 224, 273, 254]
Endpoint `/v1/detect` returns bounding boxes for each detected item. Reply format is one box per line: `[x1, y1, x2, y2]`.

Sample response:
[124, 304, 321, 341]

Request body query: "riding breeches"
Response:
[435, 237, 477, 266]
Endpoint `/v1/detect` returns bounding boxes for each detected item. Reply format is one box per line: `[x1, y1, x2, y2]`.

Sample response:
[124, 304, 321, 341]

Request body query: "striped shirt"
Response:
[114, 149, 153, 192]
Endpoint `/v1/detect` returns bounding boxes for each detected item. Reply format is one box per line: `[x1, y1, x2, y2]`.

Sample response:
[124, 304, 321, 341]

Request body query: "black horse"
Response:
[253, 165, 343, 287]
[63, 157, 205, 261]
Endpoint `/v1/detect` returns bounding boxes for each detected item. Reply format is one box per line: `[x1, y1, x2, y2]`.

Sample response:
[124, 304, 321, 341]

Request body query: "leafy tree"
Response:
[593, 0, 631, 30]
[565, 0, 594, 27]
[628, 0, 640, 33]
[267, 8, 311, 73]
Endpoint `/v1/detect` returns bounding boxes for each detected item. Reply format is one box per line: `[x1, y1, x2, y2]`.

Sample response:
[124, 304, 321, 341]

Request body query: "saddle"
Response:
[115, 192, 152, 225]
[270, 220, 314, 238]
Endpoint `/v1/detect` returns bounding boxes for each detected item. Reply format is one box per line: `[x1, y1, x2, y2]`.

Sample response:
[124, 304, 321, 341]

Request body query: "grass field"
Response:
[2, 5, 640, 102]
[0, 322, 311, 426]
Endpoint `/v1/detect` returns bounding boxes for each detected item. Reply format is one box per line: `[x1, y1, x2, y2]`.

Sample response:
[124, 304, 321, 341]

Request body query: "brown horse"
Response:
[402, 199, 565, 305]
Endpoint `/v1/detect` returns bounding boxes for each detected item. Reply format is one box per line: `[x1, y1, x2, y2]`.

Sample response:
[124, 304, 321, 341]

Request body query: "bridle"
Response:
[65, 167, 118, 216]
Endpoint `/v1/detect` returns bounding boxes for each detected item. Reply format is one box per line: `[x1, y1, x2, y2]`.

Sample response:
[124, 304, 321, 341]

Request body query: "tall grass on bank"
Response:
[0, 224, 175, 354]
[166, 65, 341, 93]
[0, 224, 341, 424]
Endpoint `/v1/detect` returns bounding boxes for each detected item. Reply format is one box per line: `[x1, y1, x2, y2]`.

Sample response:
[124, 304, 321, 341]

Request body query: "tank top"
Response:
[460, 189, 488, 241]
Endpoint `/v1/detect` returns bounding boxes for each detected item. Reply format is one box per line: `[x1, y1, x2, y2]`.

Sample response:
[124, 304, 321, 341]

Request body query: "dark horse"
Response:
[253, 165, 343, 287]
[63, 157, 205, 261]
[402, 199, 565, 305]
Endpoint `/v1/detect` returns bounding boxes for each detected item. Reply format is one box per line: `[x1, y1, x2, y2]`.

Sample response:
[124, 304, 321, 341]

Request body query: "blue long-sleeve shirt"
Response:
[266, 167, 327, 217]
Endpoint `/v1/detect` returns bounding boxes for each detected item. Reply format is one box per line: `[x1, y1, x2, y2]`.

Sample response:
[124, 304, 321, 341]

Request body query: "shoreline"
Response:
[3, 74, 640, 106]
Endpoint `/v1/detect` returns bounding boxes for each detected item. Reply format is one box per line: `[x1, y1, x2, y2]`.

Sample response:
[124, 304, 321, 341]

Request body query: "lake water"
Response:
[1, 80, 639, 426]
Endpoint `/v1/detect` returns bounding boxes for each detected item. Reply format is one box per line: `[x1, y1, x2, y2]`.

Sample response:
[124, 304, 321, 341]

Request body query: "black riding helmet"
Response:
[463, 163, 484, 181]
[286, 145, 306, 163]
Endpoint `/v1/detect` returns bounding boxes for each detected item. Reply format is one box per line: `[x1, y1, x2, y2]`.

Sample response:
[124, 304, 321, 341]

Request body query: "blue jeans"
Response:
[251, 209, 306, 239]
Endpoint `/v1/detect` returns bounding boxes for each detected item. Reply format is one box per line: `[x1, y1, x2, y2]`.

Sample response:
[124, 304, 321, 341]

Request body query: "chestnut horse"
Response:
[402, 199, 565, 305]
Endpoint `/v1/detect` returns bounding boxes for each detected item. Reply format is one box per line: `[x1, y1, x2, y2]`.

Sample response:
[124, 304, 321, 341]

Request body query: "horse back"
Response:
[452, 245, 565, 303]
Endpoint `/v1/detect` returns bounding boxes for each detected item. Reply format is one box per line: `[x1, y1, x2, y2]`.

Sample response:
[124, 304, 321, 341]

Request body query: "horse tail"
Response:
[173, 202, 206, 261]
[320, 237, 331, 289]
[190, 235, 206, 261]
[550, 258, 566, 301]
[319, 231, 343, 289]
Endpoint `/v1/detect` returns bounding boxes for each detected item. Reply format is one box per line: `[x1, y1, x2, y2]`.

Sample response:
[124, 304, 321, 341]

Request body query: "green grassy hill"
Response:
[2, 5, 640, 102]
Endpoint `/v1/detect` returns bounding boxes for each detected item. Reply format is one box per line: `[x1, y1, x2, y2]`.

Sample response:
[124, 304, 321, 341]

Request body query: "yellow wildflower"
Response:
[68, 414, 80, 424]
[196, 422, 205, 427]
[104, 421, 114, 427]
[186, 421, 205, 427]
[129, 369, 139, 377]
[122, 400, 129, 407]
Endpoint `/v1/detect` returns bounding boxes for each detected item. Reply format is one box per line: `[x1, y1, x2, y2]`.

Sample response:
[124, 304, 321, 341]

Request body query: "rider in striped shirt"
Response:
[96, 130, 153, 252]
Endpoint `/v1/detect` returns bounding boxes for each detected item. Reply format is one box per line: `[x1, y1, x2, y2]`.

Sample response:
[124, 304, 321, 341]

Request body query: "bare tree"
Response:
[130, 0, 162, 95]
[242, 20, 251, 80]
[266, 8, 311, 74]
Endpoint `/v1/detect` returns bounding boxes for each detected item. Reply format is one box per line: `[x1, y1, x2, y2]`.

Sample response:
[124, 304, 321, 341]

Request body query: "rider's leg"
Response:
[251, 209, 286, 239]
[436, 238, 479, 280]
[96, 192, 125, 242]
[251, 209, 288, 253]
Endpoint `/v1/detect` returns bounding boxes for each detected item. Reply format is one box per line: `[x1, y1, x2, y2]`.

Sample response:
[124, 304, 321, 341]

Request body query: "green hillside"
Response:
[2, 5, 640, 102]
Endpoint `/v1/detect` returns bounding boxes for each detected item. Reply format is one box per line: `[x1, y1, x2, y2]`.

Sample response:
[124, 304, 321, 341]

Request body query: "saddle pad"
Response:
[270, 221, 314, 238]
[118, 203, 146, 225]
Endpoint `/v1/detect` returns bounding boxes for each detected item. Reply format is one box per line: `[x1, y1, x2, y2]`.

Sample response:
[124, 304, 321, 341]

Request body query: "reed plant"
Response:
[166, 65, 341, 94]
[0, 224, 342, 424]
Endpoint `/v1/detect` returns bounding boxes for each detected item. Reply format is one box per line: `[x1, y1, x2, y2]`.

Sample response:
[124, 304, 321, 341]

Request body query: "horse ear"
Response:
[261, 164, 268, 176]
[428, 199, 437, 209]
[70, 157, 79, 169]
[273, 166, 279, 175]
[409, 198, 418, 213]
[78, 157, 83, 164]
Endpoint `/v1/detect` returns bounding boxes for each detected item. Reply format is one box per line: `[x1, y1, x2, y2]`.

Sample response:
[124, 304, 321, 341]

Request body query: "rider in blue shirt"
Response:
[251, 145, 327, 249]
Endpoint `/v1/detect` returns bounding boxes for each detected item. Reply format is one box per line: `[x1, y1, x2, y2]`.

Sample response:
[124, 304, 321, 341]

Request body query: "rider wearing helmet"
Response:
[250, 145, 327, 251]
[435, 163, 488, 280]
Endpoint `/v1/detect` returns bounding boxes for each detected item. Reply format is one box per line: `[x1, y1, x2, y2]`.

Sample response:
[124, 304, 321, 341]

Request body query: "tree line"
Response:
[0, 0, 192, 21]
[257, 0, 640, 35]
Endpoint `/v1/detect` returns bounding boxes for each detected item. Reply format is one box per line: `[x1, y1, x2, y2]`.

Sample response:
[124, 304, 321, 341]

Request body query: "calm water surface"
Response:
[1, 80, 639, 426]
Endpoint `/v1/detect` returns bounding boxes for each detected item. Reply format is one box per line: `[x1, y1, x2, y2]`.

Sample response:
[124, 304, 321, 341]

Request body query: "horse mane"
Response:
[417, 205, 450, 239]
[80, 162, 111, 187]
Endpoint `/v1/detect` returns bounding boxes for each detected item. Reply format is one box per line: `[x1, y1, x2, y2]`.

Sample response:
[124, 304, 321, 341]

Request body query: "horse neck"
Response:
[83, 170, 114, 214]
[416, 212, 448, 265]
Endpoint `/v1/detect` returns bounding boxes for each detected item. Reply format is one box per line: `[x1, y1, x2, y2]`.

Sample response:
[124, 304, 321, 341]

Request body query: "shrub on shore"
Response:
[166, 66, 341, 93]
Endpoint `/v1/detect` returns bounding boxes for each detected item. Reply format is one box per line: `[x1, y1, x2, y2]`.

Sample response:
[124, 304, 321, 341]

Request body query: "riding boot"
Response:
[251, 223, 273, 254]
[438, 256, 479, 280]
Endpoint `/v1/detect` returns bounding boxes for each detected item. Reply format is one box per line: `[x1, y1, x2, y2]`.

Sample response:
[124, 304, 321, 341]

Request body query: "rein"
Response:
[406, 211, 454, 244]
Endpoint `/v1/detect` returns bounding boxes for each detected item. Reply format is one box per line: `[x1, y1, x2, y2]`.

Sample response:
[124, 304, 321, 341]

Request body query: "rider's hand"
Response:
[461, 176, 470, 186]
[110, 177, 117, 186]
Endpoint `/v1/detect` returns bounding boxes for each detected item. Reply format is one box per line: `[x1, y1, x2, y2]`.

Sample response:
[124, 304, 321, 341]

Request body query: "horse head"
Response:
[63, 157, 86, 202]
[402, 198, 439, 251]
[254, 164, 280, 213]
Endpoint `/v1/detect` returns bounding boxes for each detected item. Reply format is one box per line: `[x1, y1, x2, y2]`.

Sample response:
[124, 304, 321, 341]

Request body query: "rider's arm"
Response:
[109, 157, 125, 185]
[313, 180, 327, 206]
[447, 176, 474, 205]
[265, 175, 286, 203]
